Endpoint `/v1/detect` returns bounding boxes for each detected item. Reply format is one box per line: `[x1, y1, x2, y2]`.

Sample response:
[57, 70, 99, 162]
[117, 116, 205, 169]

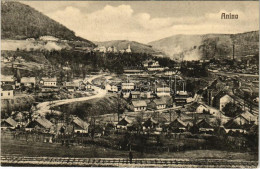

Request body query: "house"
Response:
[151, 99, 167, 110]
[140, 91, 153, 99]
[71, 116, 89, 133]
[168, 118, 187, 133]
[64, 82, 78, 92]
[20, 77, 36, 87]
[196, 104, 209, 114]
[131, 91, 141, 99]
[40, 77, 57, 87]
[232, 111, 256, 126]
[164, 70, 177, 76]
[143, 117, 159, 129]
[122, 82, 135, 90]
[219, 94, 234, 110]
[26, 117, 54, 132]
[156, 87, 171, 97]
[197, 119, 215, 134]
[117, 117, 133, 129]
[124, 69, 144, 76]
[131, 100, 147, 112]
[1, 75, 15, 85]
[1, 117, 18, 130]
[1, 85, 14, 99]
[224, 119, 249, 134]
[147, 67, 165, 72]
[106, 82, 119, 92]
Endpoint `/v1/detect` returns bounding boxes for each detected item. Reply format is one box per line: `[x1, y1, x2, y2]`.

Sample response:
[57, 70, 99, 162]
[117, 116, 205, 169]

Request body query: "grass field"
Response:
[1, 137, 257, 161]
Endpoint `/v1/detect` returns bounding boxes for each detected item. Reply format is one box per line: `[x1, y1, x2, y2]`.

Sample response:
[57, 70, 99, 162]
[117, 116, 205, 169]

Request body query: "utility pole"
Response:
[233, 43, 235, 61]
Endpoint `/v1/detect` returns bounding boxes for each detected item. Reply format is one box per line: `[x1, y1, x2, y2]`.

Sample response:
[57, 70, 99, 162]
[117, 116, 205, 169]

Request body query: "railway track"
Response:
[1, 156, 257, 167]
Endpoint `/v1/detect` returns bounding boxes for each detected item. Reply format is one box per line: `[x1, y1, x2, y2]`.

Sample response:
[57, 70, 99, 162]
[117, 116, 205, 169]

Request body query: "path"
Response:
[35, 75, 107, 116]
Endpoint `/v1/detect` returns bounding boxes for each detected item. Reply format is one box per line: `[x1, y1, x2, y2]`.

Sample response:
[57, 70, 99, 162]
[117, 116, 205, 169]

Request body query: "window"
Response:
[1, 93, 3, 96]
[8, 92, 10, 96]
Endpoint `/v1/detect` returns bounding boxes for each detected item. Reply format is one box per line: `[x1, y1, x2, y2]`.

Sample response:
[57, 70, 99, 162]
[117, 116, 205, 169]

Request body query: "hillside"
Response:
[1, 1, 94, 46]
[95, 40, 165, 56]
[148, 31, 259, 61]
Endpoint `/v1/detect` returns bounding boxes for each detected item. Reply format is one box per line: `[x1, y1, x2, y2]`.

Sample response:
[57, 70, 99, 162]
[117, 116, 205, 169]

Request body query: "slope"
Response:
[1, 1, 94, 46]
[148, 31, 259, 61]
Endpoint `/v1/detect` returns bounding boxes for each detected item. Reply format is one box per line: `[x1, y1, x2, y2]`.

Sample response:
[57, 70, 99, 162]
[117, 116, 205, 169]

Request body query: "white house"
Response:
[122, 82, 135, 90]
[220, 94, 233, 110]
[1, 85, 14, 99]
[106, 83, 119, 92]
[131, 100, 147, 112]
[41, 77, 57, 87]
[156, 87, 171, 97]
[148, 67, 165, 71]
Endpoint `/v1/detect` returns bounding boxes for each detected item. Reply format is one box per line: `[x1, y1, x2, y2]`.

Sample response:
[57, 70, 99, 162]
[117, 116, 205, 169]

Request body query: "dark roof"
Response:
[118, 117, 132, 126]
[1, 85, 13, 91]
[197, 119, 214, 129]
[169, 118, 187, 128]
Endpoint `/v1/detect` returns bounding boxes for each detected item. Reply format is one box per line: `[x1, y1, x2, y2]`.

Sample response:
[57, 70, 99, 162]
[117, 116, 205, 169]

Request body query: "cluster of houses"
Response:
[116, 107, 257, 135]
[0, 73, 95, 100]
[1, 111, 90, 136]
[94, 44, 131, 53]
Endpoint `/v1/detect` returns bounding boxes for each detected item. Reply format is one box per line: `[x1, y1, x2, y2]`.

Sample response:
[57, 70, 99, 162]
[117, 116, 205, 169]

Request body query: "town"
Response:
[1, 37, 259, 161]
[1, 1, 259, 167]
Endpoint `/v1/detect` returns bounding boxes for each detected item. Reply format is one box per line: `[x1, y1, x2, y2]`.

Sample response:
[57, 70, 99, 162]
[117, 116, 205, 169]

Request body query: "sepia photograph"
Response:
[0, 0, 259, 167]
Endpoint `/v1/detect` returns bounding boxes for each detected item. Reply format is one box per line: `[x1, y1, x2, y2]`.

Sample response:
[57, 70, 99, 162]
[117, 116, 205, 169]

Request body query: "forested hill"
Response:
[1, 1, 94, 46]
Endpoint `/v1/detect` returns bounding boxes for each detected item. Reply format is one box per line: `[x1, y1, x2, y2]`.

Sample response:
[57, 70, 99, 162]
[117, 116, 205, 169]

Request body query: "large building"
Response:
[40, 77, 57, 87]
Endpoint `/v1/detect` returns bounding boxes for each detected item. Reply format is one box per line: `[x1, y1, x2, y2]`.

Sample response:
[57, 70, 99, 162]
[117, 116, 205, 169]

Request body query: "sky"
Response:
[22, 1, 259, 43]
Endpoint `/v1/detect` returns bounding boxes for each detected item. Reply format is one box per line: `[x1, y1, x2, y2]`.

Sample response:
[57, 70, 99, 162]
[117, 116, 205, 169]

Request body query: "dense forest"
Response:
[1, 1, 94, 46]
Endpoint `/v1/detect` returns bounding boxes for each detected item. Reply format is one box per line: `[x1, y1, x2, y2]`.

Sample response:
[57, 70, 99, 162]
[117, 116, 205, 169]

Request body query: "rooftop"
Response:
[132, 100, 147, 107]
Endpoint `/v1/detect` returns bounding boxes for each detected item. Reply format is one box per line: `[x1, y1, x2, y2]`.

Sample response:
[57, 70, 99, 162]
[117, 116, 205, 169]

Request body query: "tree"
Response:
[222, 102, 243, 117]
